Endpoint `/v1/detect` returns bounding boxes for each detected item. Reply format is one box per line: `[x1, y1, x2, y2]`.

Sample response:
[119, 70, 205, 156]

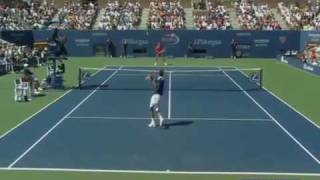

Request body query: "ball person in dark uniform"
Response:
[231, 39, 237, 59]
[146, 69, 165, 128]
[122, 39, 128, 58]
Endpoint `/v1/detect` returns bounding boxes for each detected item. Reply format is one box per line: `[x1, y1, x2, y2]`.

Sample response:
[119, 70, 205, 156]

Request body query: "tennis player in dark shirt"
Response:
[146, 69, 165, 128]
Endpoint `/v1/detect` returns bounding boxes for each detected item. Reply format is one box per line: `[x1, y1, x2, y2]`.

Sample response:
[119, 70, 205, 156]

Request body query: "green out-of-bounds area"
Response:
[0, 57, 319, 180]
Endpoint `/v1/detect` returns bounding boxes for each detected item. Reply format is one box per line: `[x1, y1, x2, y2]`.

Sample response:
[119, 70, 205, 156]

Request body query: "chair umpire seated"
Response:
[47, 28, 67, 88]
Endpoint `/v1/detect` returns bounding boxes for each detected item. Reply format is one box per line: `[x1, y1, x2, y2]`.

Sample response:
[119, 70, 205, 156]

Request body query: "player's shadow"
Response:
[162, 120, 194, 129]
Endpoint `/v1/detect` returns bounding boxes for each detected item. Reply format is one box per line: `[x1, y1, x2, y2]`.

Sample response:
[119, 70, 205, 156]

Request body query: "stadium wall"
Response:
[300, 31, 320, 50]
[1, 30, 302, 58]
[1, 30, 34, 47]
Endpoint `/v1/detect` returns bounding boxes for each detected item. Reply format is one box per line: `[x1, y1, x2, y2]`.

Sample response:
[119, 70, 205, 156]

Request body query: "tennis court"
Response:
[0, 65, 320, 175]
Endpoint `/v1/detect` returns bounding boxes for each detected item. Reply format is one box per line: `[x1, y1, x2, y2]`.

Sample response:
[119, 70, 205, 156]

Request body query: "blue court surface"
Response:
[1, 66, 320, 175]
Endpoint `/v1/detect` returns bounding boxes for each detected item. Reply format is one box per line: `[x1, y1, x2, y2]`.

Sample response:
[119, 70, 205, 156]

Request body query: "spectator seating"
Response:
[2, 0, 320, 31]
[147, 1, 186, 30]
[0, 0, 57, 30]
[98, 1, 142, 30]
[49, 1, 98, 30]
[193, 2, 232, 30]
[278, 2, 320, 30]
[235, 0, 281, 30]
[193, 0, 207, 10]
[0, 41, 48, 74]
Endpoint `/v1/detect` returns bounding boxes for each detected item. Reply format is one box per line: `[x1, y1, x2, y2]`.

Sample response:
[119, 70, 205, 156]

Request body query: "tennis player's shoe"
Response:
[159, 119, 164, 127]
[159, 115, 164, 127]
[148, 122, 156, 128]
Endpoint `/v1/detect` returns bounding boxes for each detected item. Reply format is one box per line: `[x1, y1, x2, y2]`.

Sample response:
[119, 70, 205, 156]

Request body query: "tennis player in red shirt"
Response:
[154, 42, 168, 66]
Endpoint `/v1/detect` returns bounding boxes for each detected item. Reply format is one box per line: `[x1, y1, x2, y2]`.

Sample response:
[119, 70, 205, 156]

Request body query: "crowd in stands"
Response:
[0, 0, 57, 30]
[0, 42, 48, 75]
[148, 1, 186, 30]
[235, 0, 281, 30]
[295, 42, 320, 66]
[0, 43, 19, 75]
[49, 1, 98, 30]
[194, 2, 232, 30]
[278, 2, 320, 30]
[193, 0, 206, 10]
[98, 1, 142, 30]
[3, 0, 320, 31]
[27, 0, 57, 29]
[0, 3, 25, 30]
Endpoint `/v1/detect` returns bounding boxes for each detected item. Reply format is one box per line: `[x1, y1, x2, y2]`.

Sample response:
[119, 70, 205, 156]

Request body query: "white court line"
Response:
[234, 67, 320, 129]
[0, 65, 111, 140]
[66, 116, 272, 122]
[8, 66, 123, 168]
[0, 90, 72, 140]
[0, 167, 319, 176]
[168, 72, 172, 119]
[263, 88, 320, 129]
[221, 68, 320, 164]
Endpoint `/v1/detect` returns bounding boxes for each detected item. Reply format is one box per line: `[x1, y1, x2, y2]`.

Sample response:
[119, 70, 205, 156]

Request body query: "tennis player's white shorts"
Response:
[149, 94, 161, 111]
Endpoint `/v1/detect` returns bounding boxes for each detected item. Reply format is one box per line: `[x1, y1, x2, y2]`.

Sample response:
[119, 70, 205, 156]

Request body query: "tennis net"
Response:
[78, 67, 263, 91]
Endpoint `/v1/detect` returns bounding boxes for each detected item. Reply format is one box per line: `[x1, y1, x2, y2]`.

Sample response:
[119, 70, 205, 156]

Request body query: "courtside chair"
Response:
[14, 79, 31, 102]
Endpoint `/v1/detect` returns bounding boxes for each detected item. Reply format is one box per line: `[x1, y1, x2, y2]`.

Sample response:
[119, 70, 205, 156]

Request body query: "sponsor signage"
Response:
[161, 33, 180, 45]
[193, 39, 222, 47]
[74, 39, 90, 46]
[123, 39, 148, 46]
[254, 39, 270, 47]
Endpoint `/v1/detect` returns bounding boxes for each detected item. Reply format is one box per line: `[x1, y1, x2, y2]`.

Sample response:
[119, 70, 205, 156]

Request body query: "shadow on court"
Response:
[161, 120, 194, 129]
